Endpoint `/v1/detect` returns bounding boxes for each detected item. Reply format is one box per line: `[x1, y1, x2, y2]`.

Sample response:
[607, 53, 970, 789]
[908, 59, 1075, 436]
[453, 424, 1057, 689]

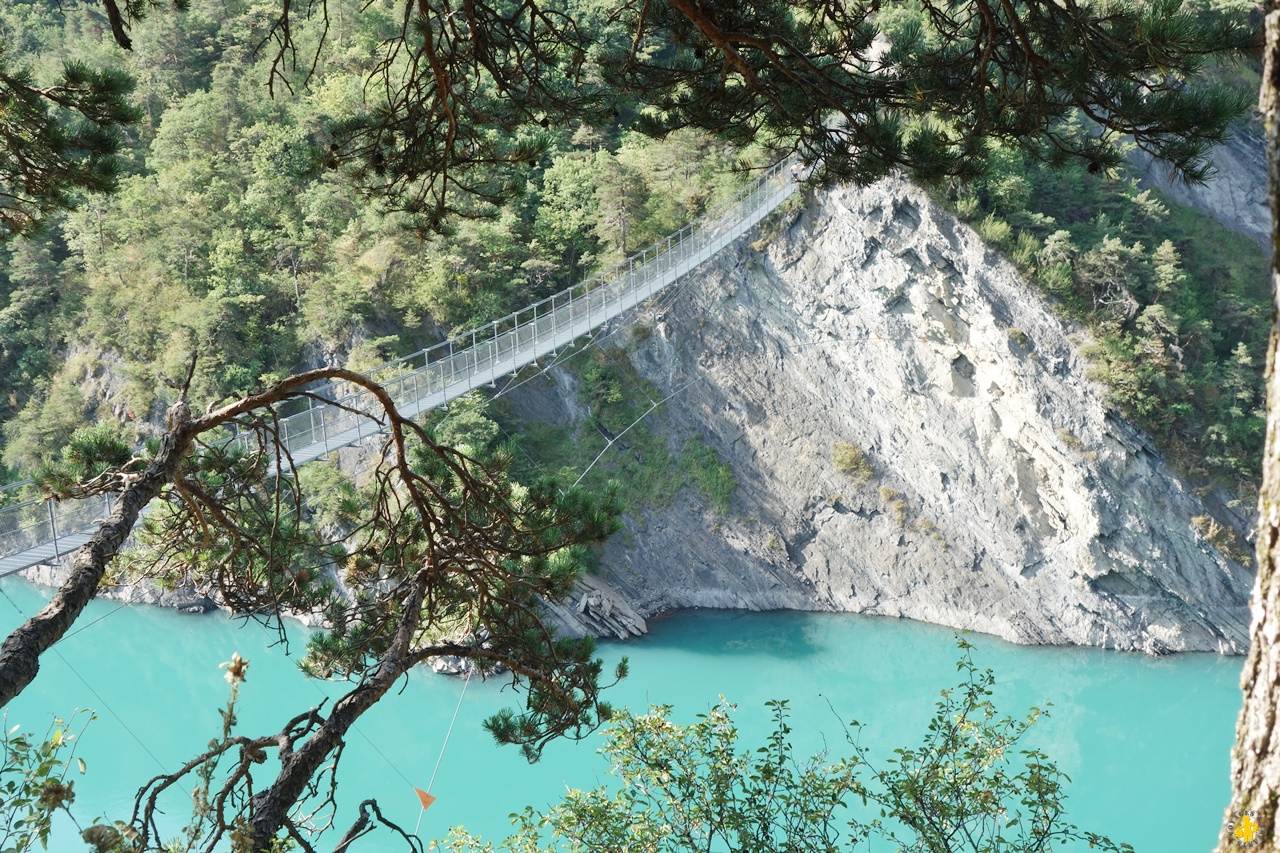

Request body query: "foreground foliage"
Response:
[445, 641, 1129, 853]
[0, 366, 623, 851]
[0, 710, 93, 852]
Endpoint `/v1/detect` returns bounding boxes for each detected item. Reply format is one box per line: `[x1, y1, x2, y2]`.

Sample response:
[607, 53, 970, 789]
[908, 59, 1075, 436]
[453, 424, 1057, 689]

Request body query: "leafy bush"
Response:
[1, 711, 94, 852]
[880, 486, 910, 525]
[442, 641, 1131, 853]
[1193, 514, 1252, 565]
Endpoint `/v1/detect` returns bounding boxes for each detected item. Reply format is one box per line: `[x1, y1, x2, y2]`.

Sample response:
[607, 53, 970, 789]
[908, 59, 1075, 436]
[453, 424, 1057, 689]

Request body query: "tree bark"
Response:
[0, 368, 399, 708]
[1220, 3, 1280, 849]
[0, 401, 195, 707]
[244, 578, 431, 851]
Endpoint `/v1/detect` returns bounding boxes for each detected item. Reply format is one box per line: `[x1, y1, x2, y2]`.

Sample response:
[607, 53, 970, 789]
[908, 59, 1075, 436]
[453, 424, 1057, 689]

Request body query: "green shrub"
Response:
[1058, 428, 1084, 452]
[444, 640, 1131, 853]
[880, 486, 910, 525]
[832, 441, 874, 485]
[680, 439, 735, 513]
[977, 213, 1014, 246]
[1193, 514, 1253, 565]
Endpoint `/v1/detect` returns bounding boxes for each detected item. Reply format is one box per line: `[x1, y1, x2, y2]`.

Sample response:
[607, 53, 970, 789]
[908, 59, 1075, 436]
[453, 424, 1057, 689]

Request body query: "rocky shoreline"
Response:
[16, 168, 1261, 655]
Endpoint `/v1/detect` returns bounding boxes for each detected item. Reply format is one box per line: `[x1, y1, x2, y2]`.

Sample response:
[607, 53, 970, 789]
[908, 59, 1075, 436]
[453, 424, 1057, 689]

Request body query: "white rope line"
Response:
[416, 668, 473, 836]
[427, 668, 472, 794]
[572, 377, 699, 488]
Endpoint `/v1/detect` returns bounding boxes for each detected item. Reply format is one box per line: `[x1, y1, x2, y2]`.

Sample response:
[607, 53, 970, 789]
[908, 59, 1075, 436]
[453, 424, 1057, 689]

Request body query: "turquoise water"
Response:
[1, 578, 1243, 851]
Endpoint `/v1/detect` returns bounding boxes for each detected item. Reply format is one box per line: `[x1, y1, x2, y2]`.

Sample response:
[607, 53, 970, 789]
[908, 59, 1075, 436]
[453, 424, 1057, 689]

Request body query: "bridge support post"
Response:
[47, 501, 59, 560]
[470, 331, 478, 391]
[321, 406, 329, 457]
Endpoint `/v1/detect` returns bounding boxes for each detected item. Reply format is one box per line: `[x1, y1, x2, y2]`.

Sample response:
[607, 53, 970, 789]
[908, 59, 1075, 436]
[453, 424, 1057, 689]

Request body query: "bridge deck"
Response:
[0, 159, 802, 577]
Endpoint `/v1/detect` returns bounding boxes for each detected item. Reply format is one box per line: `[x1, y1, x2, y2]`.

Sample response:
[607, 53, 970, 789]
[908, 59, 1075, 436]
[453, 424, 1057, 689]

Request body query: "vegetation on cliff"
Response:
[0, 0, 1269, 849]
[0, 0, 1264, 508]
[939, 138, 1268, 493]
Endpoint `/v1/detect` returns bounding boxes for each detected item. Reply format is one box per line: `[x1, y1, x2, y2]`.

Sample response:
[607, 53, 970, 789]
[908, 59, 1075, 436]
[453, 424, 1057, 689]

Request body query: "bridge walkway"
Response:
[0, 157, 804, 577]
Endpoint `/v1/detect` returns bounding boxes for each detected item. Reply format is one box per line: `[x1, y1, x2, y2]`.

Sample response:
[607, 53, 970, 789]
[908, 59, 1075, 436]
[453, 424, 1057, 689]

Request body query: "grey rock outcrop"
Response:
[20, 562, 218, 613]
[1132, 129, 1270, 251]
[532, 177, 1254, 653]
[540, 575, 648, 639]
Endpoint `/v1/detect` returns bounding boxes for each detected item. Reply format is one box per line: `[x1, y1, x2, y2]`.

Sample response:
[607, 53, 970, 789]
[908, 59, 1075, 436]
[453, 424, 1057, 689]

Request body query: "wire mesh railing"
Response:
[0, 155, 804, 573]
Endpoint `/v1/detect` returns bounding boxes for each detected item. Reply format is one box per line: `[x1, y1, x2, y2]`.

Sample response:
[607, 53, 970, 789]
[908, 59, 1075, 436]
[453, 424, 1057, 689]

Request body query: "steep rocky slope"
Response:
[19, 170, 1258, 655]
[1131, 130, 1270, 251]
[528, 177, 1255, 653]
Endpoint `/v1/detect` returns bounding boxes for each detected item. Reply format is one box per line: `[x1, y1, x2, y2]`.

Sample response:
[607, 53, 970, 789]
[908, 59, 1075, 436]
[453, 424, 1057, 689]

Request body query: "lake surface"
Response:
[0, 578, 1243, 851]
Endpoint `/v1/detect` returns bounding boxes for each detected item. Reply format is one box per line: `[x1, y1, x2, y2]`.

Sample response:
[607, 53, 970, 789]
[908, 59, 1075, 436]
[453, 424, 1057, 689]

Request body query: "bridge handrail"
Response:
[0, 153, 802, 566]
[374, 154, 798, 377]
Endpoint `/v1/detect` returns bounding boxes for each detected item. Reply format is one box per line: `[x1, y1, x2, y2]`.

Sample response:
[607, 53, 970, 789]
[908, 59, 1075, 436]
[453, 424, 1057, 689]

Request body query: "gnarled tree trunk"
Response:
[1220, 3, 1280, 849]
[0, 401, 195, 707]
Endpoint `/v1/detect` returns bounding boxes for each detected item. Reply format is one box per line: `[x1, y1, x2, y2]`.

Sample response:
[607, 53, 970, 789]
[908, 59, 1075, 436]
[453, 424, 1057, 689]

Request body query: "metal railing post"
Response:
[48, 501, 59, 559]
[321, 405, 330, 456]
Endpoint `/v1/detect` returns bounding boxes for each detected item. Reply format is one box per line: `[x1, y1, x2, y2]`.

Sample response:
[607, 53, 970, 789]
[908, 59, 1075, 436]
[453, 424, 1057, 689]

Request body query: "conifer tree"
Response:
[320, 0, 1257, 229]
[0, 57, 140, 239]
[8, 0, 1252, 237]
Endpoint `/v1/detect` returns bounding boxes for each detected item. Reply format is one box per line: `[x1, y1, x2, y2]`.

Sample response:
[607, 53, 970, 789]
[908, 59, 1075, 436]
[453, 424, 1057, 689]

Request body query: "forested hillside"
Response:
[0, 0, 764, 481]
[0, 0, 1267, 509]
[942, 137, 1269, 493]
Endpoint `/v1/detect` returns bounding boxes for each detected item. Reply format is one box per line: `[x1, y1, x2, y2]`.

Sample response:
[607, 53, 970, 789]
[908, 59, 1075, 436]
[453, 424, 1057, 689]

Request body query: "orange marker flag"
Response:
[414, 788, 437, 810]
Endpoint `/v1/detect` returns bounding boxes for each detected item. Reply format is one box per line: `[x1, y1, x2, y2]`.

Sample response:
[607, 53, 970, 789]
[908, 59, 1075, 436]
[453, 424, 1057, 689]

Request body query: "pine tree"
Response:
[352, 0, 1255, 227]
[68, 0, 1255, 233]
[0, 56, 141, 239]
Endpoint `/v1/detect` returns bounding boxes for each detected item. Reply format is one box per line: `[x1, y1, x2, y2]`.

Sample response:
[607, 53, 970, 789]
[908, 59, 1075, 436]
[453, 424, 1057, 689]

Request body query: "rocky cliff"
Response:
[519, 177, 1255, 653]
[1131, 129, 1270, 251]
[18, 171, 1258, 655]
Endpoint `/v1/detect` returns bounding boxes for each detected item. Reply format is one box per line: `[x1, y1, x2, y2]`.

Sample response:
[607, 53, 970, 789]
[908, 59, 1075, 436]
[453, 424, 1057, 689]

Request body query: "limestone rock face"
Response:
[1132, 130, 1270, 251]
[540, 575, 648, 640]
[538, 177, 1254, 653]
[20, 563, 218, 613]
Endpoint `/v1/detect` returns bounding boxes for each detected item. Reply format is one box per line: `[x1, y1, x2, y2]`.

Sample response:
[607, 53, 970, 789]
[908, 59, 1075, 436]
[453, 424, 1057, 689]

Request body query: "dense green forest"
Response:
[0, 0, 764, 479]
[0, 0, 1268, 512]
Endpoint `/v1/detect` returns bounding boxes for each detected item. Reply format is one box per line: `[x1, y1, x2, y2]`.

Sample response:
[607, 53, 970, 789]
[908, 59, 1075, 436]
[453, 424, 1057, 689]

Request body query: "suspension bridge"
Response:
[0, 157, 806, 578]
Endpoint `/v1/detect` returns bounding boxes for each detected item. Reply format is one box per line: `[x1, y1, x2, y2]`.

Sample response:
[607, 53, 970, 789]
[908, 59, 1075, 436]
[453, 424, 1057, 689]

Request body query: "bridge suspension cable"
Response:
[0, 156, 806, 577]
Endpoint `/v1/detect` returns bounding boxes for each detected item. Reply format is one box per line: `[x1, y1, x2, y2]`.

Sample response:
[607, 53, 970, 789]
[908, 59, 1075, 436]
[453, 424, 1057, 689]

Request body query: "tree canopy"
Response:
[1, 0, 1259, 237]
[0, 57, 139, 239]
[0, 0, 1269, 850]
[251, 0, 1260, 229]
